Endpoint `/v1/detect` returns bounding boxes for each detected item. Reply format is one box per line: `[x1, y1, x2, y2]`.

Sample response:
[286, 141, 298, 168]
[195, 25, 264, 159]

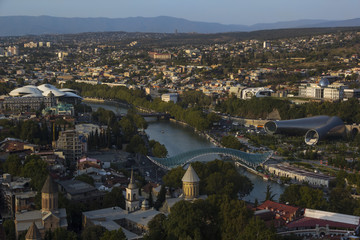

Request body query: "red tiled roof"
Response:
[257, 200, 300, 220]
[287, 217, 357, 229]
[258, 200, 300, 213]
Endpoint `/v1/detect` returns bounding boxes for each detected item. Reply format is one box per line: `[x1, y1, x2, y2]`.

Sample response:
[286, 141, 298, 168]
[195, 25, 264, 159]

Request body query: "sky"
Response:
[0, 0, 359, 25]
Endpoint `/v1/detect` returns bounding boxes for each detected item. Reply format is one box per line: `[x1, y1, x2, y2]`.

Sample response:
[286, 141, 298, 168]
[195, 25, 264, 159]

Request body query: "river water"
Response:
[85, 101, 285, 202]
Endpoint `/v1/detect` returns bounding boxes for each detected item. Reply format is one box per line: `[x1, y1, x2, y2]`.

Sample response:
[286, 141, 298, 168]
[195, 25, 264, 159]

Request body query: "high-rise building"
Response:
[263, 41, 271, 49]
[56, 130, 86, 163]
[8, 45, 19, 55]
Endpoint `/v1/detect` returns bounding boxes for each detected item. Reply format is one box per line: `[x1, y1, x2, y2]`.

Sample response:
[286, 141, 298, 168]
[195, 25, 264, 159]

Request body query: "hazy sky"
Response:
[0, 0, 359, 25]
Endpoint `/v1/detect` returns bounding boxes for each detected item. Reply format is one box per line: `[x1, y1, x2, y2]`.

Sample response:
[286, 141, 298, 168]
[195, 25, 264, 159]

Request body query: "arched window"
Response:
[133, 193, 136, 200]
[128, 193, 130, 200]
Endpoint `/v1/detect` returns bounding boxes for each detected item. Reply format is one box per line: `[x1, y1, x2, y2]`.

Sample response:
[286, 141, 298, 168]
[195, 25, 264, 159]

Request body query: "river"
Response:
[85, 101, 285, 202]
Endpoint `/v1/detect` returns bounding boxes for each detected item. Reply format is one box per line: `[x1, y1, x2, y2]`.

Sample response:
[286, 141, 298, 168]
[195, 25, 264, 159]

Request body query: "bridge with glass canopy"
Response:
[147, 147, 273, 170]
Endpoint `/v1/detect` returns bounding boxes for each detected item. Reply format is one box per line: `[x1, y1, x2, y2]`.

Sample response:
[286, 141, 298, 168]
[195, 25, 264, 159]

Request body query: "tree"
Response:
[44, 228, 77, 240]
[75, 174, 95, 186]
[329, 187, 358, 215]
[211, 195, 253, 240]
[22, 155, 48, 191]
[165, 200, 217, 240]
[221, 135, 247, 151]
[151, 141, 168, 158]
[162, 167, 185, 189]
[3, 219, 16, 240]
[154, 185, 166, 210]
[279, 185, 329, 210]
[119, 117, 136, 142]
[100, 229, 126, 240]
[81, 225, 107, 240]
[239, 217, 277, 240]
[265, 185, 276, 201]
[144, 213, 167, 240]
[3, 154, 22, 176]
[126, 135, 147, 155]
[192, 160, 253, 198]
[103, 187, 125, 209]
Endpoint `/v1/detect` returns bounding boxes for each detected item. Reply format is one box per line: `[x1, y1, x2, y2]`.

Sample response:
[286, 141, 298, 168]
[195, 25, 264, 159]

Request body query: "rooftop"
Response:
[182, 165, 200, 183]
[57, 179, 97, 195]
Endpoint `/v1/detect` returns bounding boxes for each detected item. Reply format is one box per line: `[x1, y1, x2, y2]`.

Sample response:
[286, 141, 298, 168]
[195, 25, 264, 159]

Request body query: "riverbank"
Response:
[85, 100, 286, 202]
[84, 98, 131, 110]
[83, 97, 106, 103]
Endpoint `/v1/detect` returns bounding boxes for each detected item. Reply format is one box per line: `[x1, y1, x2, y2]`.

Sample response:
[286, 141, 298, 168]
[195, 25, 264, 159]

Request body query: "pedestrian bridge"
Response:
[147, 147, 273, 170]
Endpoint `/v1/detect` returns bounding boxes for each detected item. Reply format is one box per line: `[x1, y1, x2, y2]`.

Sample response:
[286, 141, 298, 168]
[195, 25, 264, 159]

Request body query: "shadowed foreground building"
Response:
[15, 176, 67, 238]
[25, 222, 41, 240]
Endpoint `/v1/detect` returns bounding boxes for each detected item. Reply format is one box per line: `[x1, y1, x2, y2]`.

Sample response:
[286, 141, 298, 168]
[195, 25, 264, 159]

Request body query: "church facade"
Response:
[15, 175, 67, 239]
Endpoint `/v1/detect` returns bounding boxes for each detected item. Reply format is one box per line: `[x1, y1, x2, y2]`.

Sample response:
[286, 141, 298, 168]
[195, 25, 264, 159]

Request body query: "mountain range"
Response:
[1, 15, 360, 36]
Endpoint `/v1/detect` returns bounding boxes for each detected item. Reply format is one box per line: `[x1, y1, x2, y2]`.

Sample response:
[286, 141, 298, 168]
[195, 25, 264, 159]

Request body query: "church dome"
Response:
[319, 78, 330, 87]
[128, 169, 137, 189]
[182, 165, 200, 183]
[41, 175, 57, 194]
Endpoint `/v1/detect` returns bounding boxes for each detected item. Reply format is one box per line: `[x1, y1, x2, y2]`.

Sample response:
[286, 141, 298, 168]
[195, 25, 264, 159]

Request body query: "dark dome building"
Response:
[264, 115, 345, 145]
[318, 78, 330, 87]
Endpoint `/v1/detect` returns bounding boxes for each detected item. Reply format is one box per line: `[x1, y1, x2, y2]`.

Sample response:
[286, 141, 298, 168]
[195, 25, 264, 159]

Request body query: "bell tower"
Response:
[41, 175, 58, 212]
[125, 169, 139, 212]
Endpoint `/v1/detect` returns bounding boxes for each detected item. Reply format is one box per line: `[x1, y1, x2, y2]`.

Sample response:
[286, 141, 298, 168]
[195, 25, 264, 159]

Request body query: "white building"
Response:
[126, 170, 140, 212]
[263, 41, 271, 49]
[229, 86, 273, 99]
[241, 87, 273, 99]
[266, 163, 334, 187]
[298, 78, 348, 101]
[161, 93, 179, 103]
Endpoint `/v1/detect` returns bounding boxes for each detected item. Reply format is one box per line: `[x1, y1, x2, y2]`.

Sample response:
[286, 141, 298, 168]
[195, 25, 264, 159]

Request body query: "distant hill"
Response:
[1, 15, 360, 36]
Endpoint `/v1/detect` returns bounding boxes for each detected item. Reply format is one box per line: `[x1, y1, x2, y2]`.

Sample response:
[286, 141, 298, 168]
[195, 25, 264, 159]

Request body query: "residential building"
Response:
[57, 179, 105, 204]
[257, 200, 301, 223]
[148, 52, 171, 60]
[1, 175, 37, 217]
[56, 130, 86, 163]
[161, 93, 178, 103]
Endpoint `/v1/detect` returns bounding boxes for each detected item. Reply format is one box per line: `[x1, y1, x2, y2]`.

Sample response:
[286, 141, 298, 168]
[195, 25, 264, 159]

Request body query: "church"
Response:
[82, 165, 202, 239]
[14, 175, 68, 239]
[160, 164, 204, 213]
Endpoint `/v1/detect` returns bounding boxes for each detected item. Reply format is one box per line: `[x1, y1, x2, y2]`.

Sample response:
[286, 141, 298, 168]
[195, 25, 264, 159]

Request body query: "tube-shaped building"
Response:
[264, 115, 345, 145]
